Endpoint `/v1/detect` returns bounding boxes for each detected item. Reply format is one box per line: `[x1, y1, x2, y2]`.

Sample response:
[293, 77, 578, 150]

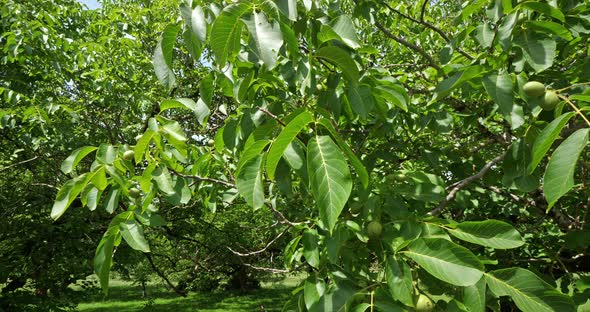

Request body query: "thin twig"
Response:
[0, 156, 38, 172]
[242, 263, 290, 274]
[259, 107, 287, 127]
[169, 169, 234, 188]
[555, 82, 590, 93]
[227, 227, 289, 257]
[266, 202, 309, 226]
[374, 19, 440, 70]
[429, 152, 506, 216]
[420, 0, 428, 22]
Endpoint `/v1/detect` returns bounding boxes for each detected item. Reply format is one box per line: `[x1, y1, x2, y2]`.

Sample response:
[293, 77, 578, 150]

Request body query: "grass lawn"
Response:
[75, 275, 303, 312]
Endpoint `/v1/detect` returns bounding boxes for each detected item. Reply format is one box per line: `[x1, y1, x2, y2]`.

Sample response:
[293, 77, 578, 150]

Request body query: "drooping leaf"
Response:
[302, 228, 320, 268]
[61, 146, 97, 174]
[94, 227, 119, 294]
[153, 23, 181, 90]
[134, 129, 158, 164]
[518, 2, 565, 22]
[317, 118, 369, 188]
[119, 220, 150, 252]
[482, 73, 523, 129]
[277, 0, 297, 21]
[160, 98, 210, 125]
[152, 165, 176, 195]
[386, 256, 414, 307]
[329, 16, 360, 49]
[447, 220, 524, 249]
[463, 277, 486, 312]
[242, 11, 283, 69]
[347, 84, 373, 119]
[485, 268, 575, 312]
[514, 30, 556, 73]
[307, 135, 353, 233]
[403, 238, 484, 286]
[528, 112, 575, 174]
[236, 154, 265, 209]
[543, 128, 589, 209]
[266, 110, 314, 180]
[210, 3, 250, 66]
[179, 3, 206, 61]
[304, 277, 326, 310]
[315, 46, 359, 84]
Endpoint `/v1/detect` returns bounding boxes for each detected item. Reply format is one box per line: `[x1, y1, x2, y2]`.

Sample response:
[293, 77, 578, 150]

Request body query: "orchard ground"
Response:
[74, 275, 304, 311]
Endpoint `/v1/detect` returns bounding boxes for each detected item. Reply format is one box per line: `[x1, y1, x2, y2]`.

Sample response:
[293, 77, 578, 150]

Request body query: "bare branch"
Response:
[144, 252, 187, 297]
[429, 152, 506, 216]
[242, 263, 290, 274]
[266, 202, 309, 227]
[0, 156, 38, 172]
[227, 227, 289, 257]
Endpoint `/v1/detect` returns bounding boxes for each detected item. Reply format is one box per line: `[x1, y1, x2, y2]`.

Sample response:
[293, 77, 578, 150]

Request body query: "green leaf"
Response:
[236, 154, 265, 209]
[543, 128, 589, 209]
[160, 98, 210, 125]
[386, 256, 414, 307]
[266, 110, 314, 180]
[403, 238, 484, 286]
[307, 135, 352, 233]
[485, 268, 575, 312]
[524, 21, 572, 41]
[347, 84, 373, 119]
[134, 129, 158, 163]
[94, 227, 119, 294]
[104, 187, 121, 214]
[317, 118, 369, 188]
[304, 277, 326, 310]
[433, 66, 486, 101]
[210, 3, 250, 66]
[315, 46, 359, 84]
[528, 112, 575, 174]
[482, 73, 523, 129]
[242, 11, 283, 69]
[152, 165, 176, 195]
[180, 4, 206, 61]
[153, 23, 180, 90]
[120, 220, 150, 252]
[518, 2, 565, 22]
[302, 228, 320, 268]
[447, 220, 524, 249]
[514, 30, 556, 73]
[61, 146, 97, 174]
[90, 165, 108, 191]
[51, 174, 92, 220]
[463, 277, 486, 312]
[277, 0, 297, 21]
[330, 16, 360, 49]
[237, 139, 271, 176]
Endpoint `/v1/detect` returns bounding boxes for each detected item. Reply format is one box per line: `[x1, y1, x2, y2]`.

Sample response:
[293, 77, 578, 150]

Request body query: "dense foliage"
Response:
[2, 0, 590, 311]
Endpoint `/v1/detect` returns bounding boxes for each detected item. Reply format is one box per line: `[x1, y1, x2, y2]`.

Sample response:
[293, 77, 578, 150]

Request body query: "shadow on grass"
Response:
[77, 283, 294, 312]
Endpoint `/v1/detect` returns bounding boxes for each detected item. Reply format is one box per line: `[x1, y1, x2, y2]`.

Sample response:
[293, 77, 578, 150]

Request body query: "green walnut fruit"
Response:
[207, 139, 215, 146]
[123, 150, 135, 161]
[367, 221, 383, 239]
[540, 91, 560, 111]
[416, 294, 434, 312]
[129, 187, 141, 198]
[522, 81, 546, 97]
[349, 202, 362, 214]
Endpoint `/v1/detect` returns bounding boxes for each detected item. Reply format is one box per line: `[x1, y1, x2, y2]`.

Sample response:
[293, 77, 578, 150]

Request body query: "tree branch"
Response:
[429, 152, 506, 216]
[144, 252, 187, 297]
[258, 107, 287, 127]
[169, 169, 234, 188]
[374, 19, 440, 70]
[0, 156, 38, 172]
[227, 227, 289, 257]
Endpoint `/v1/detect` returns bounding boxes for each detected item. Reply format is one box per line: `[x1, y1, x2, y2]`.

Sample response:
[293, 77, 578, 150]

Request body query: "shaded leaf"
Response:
[447, 220, 524, 249]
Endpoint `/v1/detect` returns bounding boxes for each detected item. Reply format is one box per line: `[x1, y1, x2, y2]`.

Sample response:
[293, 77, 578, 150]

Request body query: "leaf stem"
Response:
[555, 82, 590, 93]
[559, 94, 590, 127]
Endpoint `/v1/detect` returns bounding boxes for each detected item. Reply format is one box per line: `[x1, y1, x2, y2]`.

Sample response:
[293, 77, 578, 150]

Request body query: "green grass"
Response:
[76, 276, 304, 312]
